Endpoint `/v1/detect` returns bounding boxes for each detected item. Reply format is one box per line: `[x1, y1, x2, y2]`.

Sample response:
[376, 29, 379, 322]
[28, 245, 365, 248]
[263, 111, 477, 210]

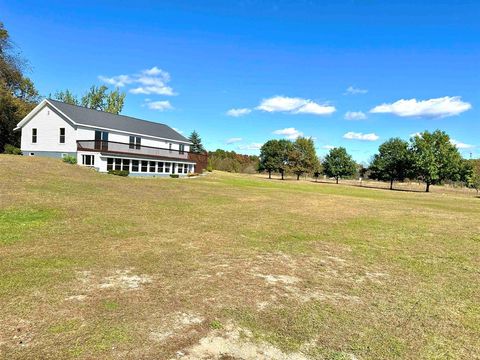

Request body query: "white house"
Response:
[15, 99, 206, 175]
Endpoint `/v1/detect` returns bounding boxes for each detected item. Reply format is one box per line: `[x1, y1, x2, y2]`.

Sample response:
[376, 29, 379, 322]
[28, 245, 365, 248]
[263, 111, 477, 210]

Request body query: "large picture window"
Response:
[122, 159, 130, 171]
[32, 128, 37, 143]
[178, 164, 183, 174]
[107, 158, 113, 171]
[164, 162, 171, 173]
[59, 128, 65, 143]
[141, 161, 148, 172]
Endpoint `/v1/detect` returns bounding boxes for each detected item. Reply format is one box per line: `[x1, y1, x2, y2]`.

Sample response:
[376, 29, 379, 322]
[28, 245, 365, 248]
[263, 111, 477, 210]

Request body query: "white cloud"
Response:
[257, 96, 335, 116]
[343, 132, 379, 141]
[273, 127, 304, 139]
[370, 96, 471, 118]
[344, 86, 368, 95]
[344, 111, 367, 120]
[99, 66, 176, 96]
[237, 143, 263, 150]
[226, 108, 251, 117]
[451, 139, 475, 149]
[98, 75, 132, 87]
[409, 132, 422, 138]
[145, 100, 173, 111]
[226, 137, 243, 144]
[321, 145, 336, 150]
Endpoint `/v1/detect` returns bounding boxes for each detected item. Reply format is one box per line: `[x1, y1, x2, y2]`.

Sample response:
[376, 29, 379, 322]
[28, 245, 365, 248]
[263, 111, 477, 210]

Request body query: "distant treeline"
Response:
[207, 149, 259, 174]
[255, 130, 480, 193]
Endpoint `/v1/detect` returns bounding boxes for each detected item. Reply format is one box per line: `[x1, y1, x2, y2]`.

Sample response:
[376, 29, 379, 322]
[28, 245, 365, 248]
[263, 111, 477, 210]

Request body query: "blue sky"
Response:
[2, 0, 479, 162]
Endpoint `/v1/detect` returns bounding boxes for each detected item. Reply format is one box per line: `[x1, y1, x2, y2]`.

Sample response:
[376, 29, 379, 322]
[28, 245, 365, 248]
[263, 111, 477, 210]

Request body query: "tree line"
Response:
[259, 130, 480, 193]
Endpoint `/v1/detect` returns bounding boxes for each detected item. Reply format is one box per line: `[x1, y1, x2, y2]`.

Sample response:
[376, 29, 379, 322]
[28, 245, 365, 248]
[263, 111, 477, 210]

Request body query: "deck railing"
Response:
[77, 140, 208, 172]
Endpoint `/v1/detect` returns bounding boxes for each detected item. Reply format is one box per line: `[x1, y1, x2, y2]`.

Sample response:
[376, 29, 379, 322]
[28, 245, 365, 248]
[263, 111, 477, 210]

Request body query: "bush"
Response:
[108, 170, 129, 177]
[62, 155, 77, 164]
[170, 174, 179, 178]
[4, 144, 22, 155]
[206, 165, 213, 172]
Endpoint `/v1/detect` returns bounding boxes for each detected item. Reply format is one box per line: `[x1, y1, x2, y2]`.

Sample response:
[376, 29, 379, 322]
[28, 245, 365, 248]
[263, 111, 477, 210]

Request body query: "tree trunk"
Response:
[425, 182, 430, 192]
[296, 173, 300, 180]
[268, 170, 271, 179]
[336, 177, 339, 184]
[281, 170, 284, 180]
[390, 178, 394, 190]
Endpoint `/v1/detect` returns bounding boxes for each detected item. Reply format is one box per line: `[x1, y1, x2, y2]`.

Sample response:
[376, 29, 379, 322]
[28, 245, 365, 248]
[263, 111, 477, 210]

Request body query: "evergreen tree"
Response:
[189, 130, 206, 153]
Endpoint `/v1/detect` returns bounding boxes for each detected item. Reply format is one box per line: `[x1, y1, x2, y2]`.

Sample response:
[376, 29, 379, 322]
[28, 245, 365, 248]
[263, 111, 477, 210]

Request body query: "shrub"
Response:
[170, 174, 179, 178]
[4, 144, 22, 155]
[206, 165, 213, 172]
[108, 170, 129, 177]
[62, 155, 77, 164]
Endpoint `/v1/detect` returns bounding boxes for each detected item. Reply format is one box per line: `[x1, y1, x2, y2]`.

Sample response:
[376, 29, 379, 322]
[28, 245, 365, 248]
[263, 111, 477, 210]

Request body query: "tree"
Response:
[463, 159, 480, 195]
[53, 89, 79, 105]
[369, 138, 412, 190]
[259, 140, 281, 179]
[322, 147, 356, 184]
[410, 130, 463, 192]
[313, 158, 323, 182]
[0, 22, 39, 151]
[277, 139, 293, 180]
[189, 131, 205, 153]
[288, 137, 320, 180]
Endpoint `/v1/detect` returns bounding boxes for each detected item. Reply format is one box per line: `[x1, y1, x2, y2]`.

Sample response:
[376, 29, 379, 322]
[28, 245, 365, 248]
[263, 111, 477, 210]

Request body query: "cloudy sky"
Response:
[3, 1, 479, 162]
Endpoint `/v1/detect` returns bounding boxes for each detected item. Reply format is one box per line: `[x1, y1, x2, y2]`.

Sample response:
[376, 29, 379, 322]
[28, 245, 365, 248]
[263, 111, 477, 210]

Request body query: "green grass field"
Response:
[1, 155, 479, 359]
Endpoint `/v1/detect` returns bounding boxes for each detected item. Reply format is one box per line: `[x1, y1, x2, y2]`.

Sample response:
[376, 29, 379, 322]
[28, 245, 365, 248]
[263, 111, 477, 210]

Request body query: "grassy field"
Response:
[0, 155, 479, 360]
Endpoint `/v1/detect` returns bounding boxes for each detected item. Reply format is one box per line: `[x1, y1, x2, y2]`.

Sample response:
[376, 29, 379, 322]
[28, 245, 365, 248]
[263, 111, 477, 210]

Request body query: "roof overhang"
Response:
[14, 99, 78, 131]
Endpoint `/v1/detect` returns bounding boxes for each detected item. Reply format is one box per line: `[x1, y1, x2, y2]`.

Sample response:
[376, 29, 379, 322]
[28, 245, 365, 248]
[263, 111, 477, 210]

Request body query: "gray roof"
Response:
[48, 99, 190, 143]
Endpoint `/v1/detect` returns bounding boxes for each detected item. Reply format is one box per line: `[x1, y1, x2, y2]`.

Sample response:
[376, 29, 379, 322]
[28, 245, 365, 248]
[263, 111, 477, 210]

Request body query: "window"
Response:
[82, 155, 94, 166]
[115, 158, 121, 170]
[179, 144, 185, 155]
[184, 164, 189, 173]
[178, 164, 183, 174]
[122, 159, 130, 171]
[157, 162, 164, 173]
[164, 162, 171, 173]
[129, 136, 141, 150]
[132, 160, 139, 172]
[95, 130, 109, 150]
[61, 153, 67, 158]
[141, 161, 148, 172]
[32, 128, 37, 143]
[107, 158, 114, 171]
[149, 161, 156, 172]
[169, 143, 172, 153]
[59, 128, 65, 143]
[29, 152, 35, 156]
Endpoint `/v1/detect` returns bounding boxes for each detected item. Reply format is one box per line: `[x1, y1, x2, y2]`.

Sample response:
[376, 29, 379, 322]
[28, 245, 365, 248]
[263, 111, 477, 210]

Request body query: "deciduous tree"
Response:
[288, 137, 320, 180]
[369, 138, 412, 190]
[259, 140, 281, 179]
[410, 130, 463, 192]
[322, 147, 356, 184]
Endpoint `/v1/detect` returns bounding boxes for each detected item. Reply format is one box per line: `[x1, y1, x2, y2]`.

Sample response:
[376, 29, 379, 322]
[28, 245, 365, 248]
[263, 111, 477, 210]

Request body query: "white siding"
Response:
[21, 106, 76, 152]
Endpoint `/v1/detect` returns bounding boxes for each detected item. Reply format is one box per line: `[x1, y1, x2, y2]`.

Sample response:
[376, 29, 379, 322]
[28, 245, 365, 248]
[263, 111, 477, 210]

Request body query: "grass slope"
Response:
[0, 155, 479, 359]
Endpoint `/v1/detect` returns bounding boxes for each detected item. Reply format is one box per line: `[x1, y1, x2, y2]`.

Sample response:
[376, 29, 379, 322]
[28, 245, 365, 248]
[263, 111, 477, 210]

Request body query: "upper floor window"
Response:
[32, 128, 37, 143]
[59, 128, 65, 143]
[169, 143, 172, 153]
[179, 144, 185, 155]
[129, 136, 141, 149]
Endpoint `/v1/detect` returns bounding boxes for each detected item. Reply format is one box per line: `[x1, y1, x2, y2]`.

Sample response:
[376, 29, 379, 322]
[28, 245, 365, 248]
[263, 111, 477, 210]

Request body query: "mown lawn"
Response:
[0, 155, 479, 359]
